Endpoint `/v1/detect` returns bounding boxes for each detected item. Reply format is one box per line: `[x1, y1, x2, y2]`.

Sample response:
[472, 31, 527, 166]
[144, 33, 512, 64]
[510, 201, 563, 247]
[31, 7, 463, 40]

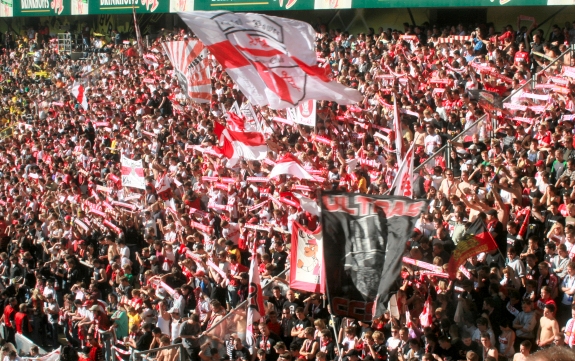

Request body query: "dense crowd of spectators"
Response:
[1, 14, 575, 361]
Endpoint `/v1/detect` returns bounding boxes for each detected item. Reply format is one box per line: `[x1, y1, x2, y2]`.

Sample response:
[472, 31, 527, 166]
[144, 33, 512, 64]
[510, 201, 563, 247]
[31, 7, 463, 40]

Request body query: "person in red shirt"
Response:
[1, 297, 17, 343]
[227, 254, 248, 309]
[86, 335, 105, 361]
[14, 303, 31, 337]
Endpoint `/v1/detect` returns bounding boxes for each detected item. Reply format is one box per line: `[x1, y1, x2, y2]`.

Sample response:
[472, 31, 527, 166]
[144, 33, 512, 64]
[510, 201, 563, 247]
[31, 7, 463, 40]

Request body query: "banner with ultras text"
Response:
[321, 192, 427, 319]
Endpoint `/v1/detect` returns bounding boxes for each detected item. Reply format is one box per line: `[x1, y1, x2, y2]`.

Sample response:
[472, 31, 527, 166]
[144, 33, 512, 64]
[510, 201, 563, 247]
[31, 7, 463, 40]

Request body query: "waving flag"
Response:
[390, 143, 415, 198]
[267, 153, 314, 180]
[213, 121, 268, 168]
[247, 248, 265, 345]
[178, 11, 362, 109]
[72, 81, 88, 110]
[447, 218, 498, 277]
[419, 295, 433, 327]
[162, 39, 212, 103]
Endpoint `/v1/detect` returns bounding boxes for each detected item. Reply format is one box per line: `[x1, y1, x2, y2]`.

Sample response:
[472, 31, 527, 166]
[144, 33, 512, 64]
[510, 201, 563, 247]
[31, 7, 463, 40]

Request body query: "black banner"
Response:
[321, 192, 427, 318]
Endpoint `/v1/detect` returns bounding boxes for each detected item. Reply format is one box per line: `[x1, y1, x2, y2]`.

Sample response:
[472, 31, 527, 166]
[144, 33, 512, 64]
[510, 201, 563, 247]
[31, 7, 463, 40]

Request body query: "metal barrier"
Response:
[0, 125, 14, 140]
[413, 114, 487, 173]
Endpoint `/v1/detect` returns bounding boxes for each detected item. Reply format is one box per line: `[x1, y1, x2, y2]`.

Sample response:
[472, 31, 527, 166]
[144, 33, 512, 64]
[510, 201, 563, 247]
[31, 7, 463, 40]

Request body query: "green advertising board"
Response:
[351, 0, 548, 8]
[193, 0, 313, 11]
[86, 0, 169, 15]
[11, 0, 71, 16]
[2, 0, 573, 17]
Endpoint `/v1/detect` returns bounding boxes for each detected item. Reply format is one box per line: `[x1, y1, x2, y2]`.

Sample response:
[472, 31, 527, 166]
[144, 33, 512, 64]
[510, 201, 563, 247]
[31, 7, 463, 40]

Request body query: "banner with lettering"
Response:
[87, 0, 168, 15]
[14, 0, 70, 16]
[321, 192, 427, 318]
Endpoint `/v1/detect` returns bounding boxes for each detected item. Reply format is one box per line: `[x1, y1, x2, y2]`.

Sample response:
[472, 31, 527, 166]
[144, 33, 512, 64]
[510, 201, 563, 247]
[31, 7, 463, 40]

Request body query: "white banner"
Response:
[295, 99, 317, 127]
[120, 156, 146, 190]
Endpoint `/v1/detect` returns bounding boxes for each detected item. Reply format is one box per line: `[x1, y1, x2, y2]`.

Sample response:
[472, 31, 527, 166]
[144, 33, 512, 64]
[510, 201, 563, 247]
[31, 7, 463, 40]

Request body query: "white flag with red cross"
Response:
[120, 156, 146, 190]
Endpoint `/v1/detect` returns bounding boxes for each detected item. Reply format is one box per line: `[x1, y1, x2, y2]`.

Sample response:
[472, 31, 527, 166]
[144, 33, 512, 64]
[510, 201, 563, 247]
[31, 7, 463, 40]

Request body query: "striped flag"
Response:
[162, 39, 212, 103]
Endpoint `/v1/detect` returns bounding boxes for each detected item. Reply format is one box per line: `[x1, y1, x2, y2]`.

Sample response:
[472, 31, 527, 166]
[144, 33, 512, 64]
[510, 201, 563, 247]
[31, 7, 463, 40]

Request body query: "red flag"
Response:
[447, 218, 498, 277]
[518, 208, 531, 240]
[419, 295, 433, 327]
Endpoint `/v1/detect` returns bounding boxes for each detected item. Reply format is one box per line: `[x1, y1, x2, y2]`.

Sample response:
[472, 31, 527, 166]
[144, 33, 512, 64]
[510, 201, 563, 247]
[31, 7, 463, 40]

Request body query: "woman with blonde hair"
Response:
[313, 319, 327, 339]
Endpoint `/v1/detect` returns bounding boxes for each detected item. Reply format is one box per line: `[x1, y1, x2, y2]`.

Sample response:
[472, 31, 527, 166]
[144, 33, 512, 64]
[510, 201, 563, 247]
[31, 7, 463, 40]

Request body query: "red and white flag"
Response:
[213, 121, 268, 168]
[72, 81, 88, 110]
[120, 156, 146, 189]
[178, 11, 363, 109]
[267, 153, 314, 180]
[247, 248, 265, 345]
[290, 222, 325, 293]
[419, 295, 433, 327]
[393, 96, 404, 163]
[390, 143, 415, 198]
[162, 39, 212, 103]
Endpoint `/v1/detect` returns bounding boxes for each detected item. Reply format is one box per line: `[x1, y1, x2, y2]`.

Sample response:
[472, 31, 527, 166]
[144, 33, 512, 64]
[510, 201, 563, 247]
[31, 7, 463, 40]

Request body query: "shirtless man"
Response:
[536, 304, 560, 348]
[512, 340, 531, 361]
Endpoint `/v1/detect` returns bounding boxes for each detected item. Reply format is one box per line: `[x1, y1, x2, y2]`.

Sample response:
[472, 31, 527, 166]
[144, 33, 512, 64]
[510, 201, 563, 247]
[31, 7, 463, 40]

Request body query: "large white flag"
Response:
[178, 11, 363, 109]
[121, 156, 146, 190]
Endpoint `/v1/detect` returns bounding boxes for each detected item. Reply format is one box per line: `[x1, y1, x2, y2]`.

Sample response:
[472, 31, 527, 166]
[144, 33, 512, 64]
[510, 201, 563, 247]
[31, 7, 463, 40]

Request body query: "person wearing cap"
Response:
[168, 306, 183, 342]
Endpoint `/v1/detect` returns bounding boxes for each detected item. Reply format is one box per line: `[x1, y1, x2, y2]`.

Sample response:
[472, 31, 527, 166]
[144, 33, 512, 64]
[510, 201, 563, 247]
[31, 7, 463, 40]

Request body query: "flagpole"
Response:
[323, 269, 343, 358]
[389, 142, 415, 195]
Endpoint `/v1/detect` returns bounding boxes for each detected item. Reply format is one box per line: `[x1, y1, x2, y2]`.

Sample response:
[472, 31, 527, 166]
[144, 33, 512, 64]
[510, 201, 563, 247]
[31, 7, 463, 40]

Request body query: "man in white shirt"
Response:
[424, 125, 441, 155]
[507, 247, 526, 288]
[44, 293, 60, 347]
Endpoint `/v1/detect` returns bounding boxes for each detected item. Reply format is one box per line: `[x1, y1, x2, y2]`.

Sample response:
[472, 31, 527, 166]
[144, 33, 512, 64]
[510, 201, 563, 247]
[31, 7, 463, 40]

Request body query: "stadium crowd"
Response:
[1, 13, 575, 361]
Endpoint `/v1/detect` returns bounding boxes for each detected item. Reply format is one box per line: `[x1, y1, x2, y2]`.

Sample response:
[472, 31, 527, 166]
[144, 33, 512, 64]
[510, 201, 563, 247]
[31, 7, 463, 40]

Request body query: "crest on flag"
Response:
[295, 99, 317, 127]
[178, 11, 363, 109]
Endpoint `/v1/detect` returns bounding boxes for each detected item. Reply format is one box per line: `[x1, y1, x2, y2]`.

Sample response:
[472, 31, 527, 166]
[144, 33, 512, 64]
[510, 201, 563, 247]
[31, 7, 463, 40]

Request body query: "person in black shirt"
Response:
[304, 294, 329, 323]
[436, 335, 461, 361]
[268, 286, 287, 313]
[282, 290, 303, 316]
[290, 307, 311, 349]
[459, 332, 481, 360]
[542, 202, 565, 235]
[272, 241, 288, 276]
[125, 322, 154, 352]
[256, 324, 280, 361]
[231, 337, 251, 361]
